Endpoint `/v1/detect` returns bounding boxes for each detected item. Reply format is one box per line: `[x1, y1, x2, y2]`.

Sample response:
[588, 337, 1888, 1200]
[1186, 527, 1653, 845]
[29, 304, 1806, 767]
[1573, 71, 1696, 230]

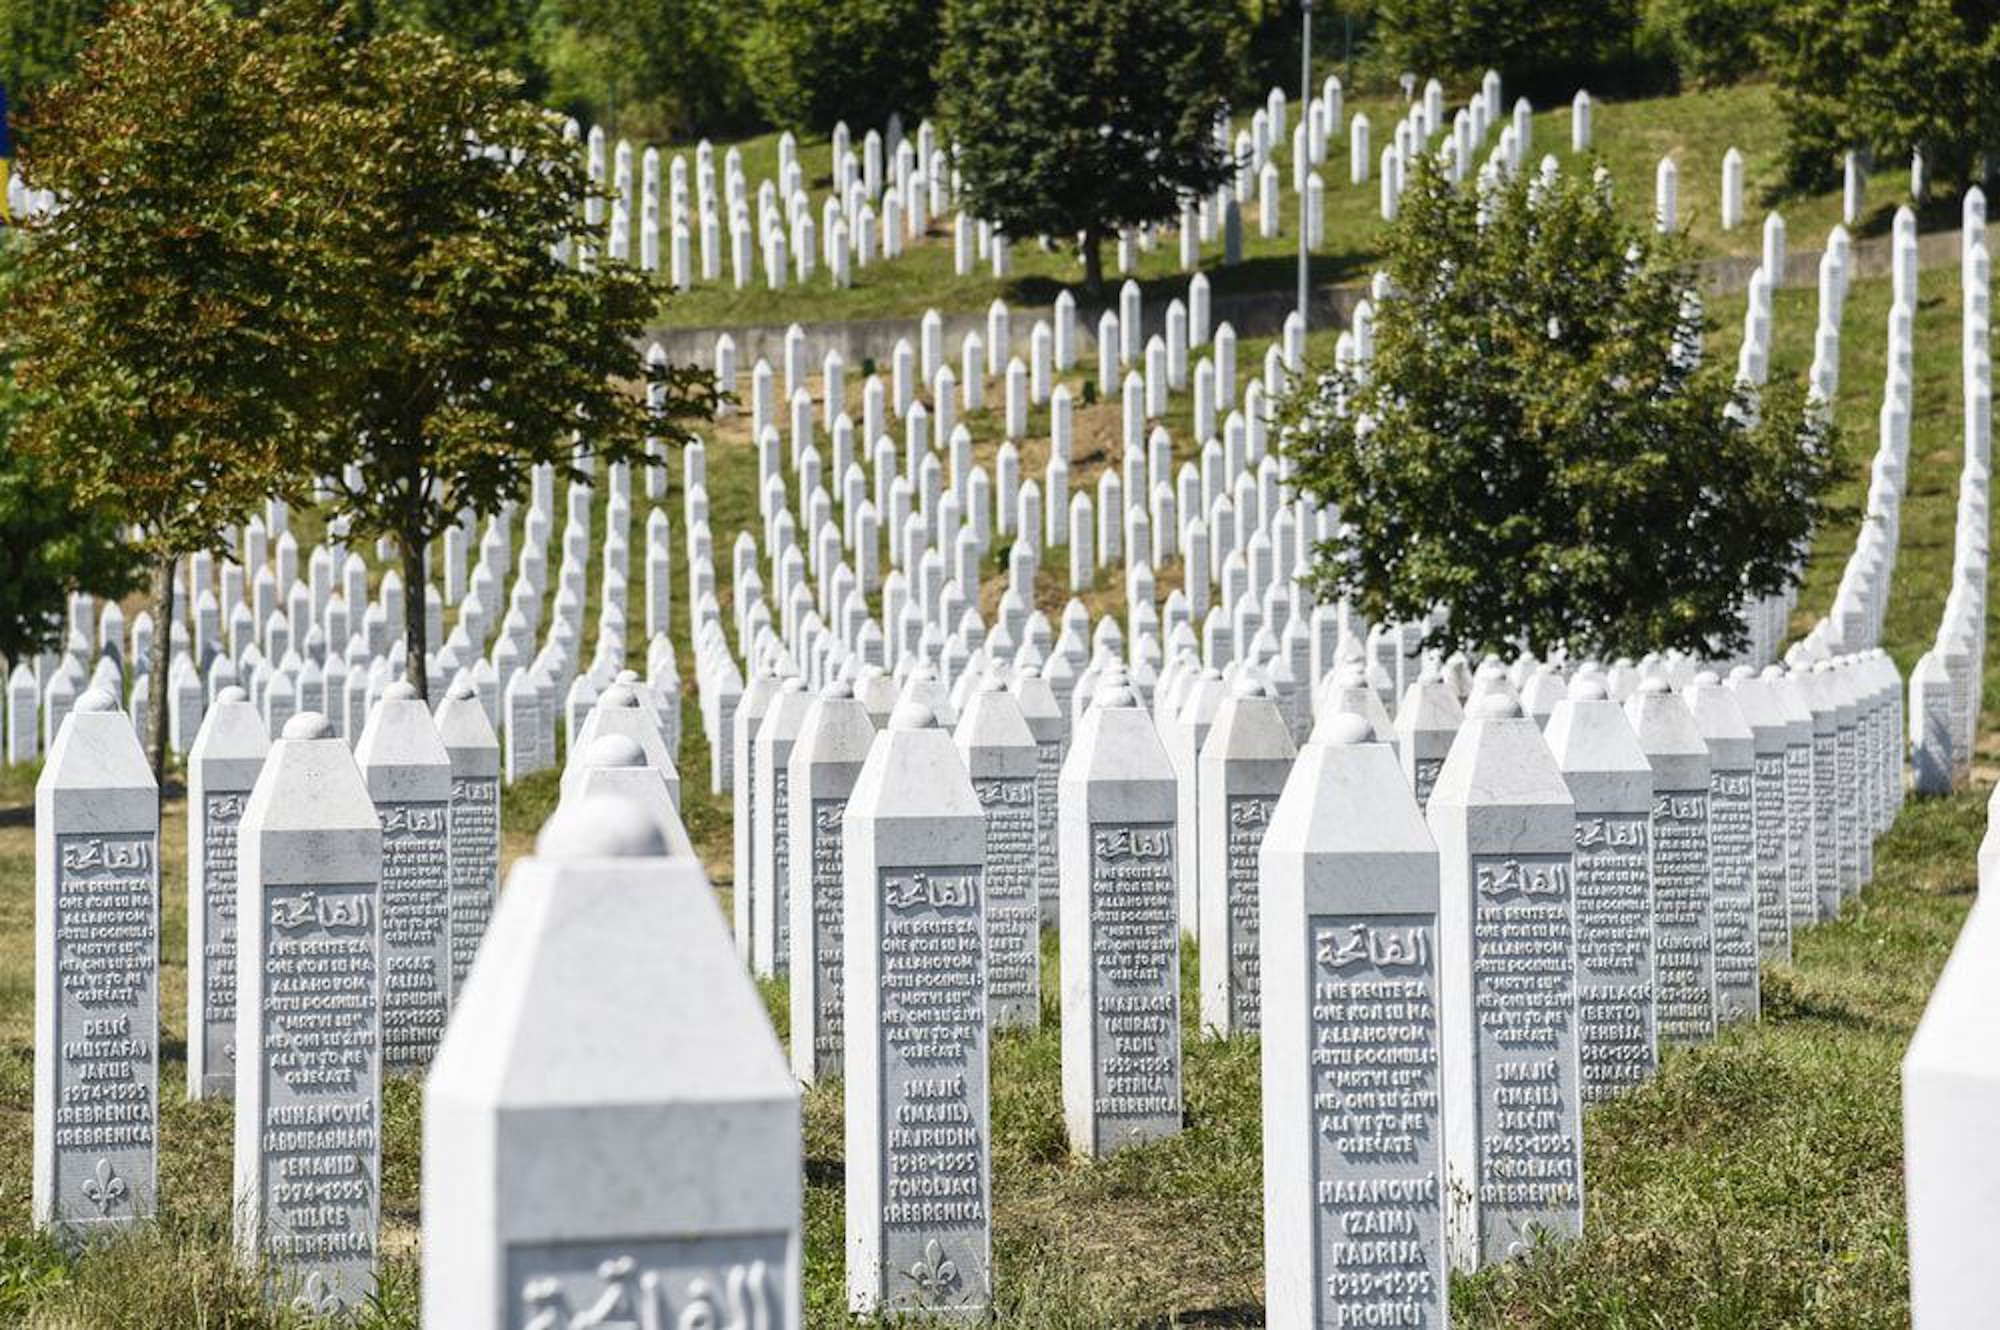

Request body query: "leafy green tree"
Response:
[1647, 0, 1774, 89]
[308, 27, 713, 699]
[7, 0, 352, 778]
[0, 0, 110, 103]
[535, 0, 754, 139]
[1762, 0, 2000, 192]
[1281, 156, 1840, 660]
[741, 0, 939, 136]
[937, 0, 1242, 295]
[0, 237, 144, 666]
[1374, 0, 1641, 100]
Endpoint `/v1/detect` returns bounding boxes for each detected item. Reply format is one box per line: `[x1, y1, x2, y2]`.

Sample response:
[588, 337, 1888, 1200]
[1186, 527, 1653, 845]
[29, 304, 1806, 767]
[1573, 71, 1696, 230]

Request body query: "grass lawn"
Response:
[0, 255, 1989, 1324]
[646, 81, 1936, 332]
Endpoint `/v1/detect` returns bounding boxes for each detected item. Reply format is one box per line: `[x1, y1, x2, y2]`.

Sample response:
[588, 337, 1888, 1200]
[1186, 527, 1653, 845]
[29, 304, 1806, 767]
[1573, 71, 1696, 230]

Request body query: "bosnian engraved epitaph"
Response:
[807, 798, 845, 1075]
[1571, 815, 1654, 1102]
[1225, 796, 1273, 1032]
[198, 792, 245, 1095]
[876, 866, 990, 1316]
[1469, 854, 1583, 1259]
[1088, 822, 1181, 1152]
[448, 776, 500, 992]
[381, 800, 451, 1069]
[50, 833, 159, 1233]
[1650, 792, 1715, 1044]
[1708, 770, 1758, 1023]
[256, 884, 380, 1306]
[974, 778, 1039, 1029]
[1309, 915, 1443, 1328]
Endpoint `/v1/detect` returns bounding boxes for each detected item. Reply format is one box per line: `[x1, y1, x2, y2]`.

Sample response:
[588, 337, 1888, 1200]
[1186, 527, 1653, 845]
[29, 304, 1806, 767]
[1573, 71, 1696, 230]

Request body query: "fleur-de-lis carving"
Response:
[292, 1270, 342, 1317]
[905, 1239, 960, 1305]
[80, 1158, 125, 1215]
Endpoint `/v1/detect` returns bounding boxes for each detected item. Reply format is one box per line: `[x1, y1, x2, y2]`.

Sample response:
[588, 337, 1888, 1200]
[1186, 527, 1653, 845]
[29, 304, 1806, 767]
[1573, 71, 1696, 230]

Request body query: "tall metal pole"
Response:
[1298, 0, 1313, 335]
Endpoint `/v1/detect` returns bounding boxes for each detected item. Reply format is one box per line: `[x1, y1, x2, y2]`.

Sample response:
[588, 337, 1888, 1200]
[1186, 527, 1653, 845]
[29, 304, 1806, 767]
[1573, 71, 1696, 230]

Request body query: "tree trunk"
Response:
[148, 554, 177, 794]
[402, 533, 429, 702]
[1082, 224, 1105, 299]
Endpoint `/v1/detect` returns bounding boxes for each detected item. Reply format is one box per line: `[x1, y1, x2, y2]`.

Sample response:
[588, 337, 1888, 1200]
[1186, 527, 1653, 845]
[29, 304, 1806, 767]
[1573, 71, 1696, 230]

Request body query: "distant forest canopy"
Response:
[0, 0, 1366, 143]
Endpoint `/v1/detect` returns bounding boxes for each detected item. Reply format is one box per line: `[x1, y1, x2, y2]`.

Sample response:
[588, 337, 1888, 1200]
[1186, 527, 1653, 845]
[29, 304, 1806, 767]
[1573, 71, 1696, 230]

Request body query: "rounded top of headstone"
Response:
[217, 685, 248, 704]
[1728, 665, 1754, 681]
[1636, 677, 1671, 696]
[616, 669, 640, 684]
[1472, 692, 1522, 720]
[978, 674, 1008, 695]
[535, 795, 668, 860]
[780, 675, 807, 693]
[1811, 659, 1834, 674]
[890, 701, 936, 731]
[282, 712, 334, 741]
[1567, 677, 1608, 702]
[859, 663, 885, 681]
[384, 680, 418, 701]
[1017, 664, 1042, 680]
[1230, 673, 1267, 699]
[1097, 685, 1139, 709]
[1201, 667, 1224, 682]
[1418, 660, 1443, 684]
[74, 688, 117, 714]
[1760, 664, 1786, 681]
[824, 679, 854, 699]
[1321, 711, 1373, 746]
[447, 679, 476, 702]
[600, 684, 639, 708]
[585, 733, 647, 768]
[1692, 670, 1721, 688]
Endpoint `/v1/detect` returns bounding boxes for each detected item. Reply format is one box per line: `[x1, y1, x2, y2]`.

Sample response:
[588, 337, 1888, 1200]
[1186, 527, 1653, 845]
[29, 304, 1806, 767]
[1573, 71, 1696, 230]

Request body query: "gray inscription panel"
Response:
[878, 866, 990, 1316]
[52, 832, 159, 1233]
[1650, 792, 1715, 1045]
[808, 797, 846, 1076]
[1783, 746, 1816, 929]
[380, 801, 450, 1071]
[257, 883, 379, 1315]
[1709, 772, 1758, 1023]
[1089, 822, 1181, 1153]
[200, 794, 245, 1095]
[1571, 814, 1653, 1103]
[975, 778, 1039, 1030]
[1750, 756, 1790, 963]
[448, 777, 500, 994]
[1308, 914, 1444, 1329]
[1225, 795, 1275, 1033]
[1470, 853, 1582, 1265]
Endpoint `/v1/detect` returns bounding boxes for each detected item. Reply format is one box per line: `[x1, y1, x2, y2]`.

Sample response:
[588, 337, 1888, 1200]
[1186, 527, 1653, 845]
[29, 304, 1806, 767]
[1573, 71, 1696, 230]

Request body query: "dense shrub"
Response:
[740, 0, 940, 136]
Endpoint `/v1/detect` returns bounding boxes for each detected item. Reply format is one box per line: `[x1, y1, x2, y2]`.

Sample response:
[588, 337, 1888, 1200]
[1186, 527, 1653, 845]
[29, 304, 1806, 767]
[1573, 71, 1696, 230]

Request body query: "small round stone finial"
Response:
[601, 684, 638, 708]
[1017, 664, 1042, 680]
[890, 701, 936, 731]
[282, 712, 334, 741]
[616, 669, 640, 684]
[780, 675, 806, 693]
[1097, 685, 1139, 709]
[1231, 673, 1266, 699]
[447, 679, 476, 701]
[217, 685, 248, 704]
[824, 679, 854, 699]
[536, 795, 669, 860]
[1321, 711, 1373, 746]
[584, 733, 647, 768]
[384, 680, 418, 701]
[74, 688, 117, 714]
[1636, 677, 1671, 696]
[1761, 664, 1787, 681]
[1567, 677, 1609, 703]
[1692, 670, 1721, 688]
[979, 674, 1008, 694]
[1473, 692, 1522, 719]
[1728, 665, 1754, 681]
[1200, 666, 1224, 682]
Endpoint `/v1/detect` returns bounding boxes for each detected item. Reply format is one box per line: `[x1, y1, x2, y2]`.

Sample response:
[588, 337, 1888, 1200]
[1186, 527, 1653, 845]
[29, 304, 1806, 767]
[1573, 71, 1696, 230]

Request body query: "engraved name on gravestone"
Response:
[356, 682, 453, 1071]
[35, 691, 159, 1237]
[423, 797, 803, 1330]
[436, 682, 500, 999]
[1062, 686, 1183, 1157]
[787, 680, 875, 1085]
[188, 686, 268, 1100]
[1727, 667, 1793, 966]
[1686, 674, 1758, 1024]
[732, 671, 781, 965]
[233, 713, 382, 1315]
[1798, 664, 1841, 921]
[844, 703, 991, 1319]
[1821, 660, 1863, 900]
[1430, 695, 1581, 1271]
[1627, 679, 1716, 1046]
[1261, 714, 1446, 1330]
[1765, 666, 1819, 932]
[956, 678, 1042, 1030]
[1545, 678, 1655, 1103]
[1198, 676, 1296, 1036]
